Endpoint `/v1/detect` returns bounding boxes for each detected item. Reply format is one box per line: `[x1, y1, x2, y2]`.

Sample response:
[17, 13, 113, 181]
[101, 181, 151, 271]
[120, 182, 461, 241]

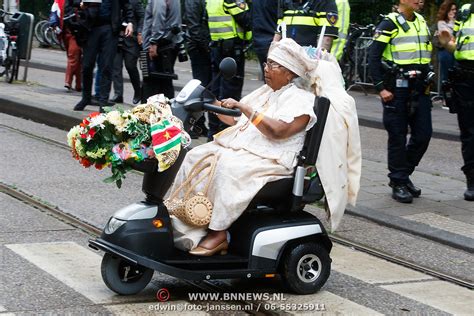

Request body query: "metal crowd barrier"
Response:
[346, 36, 374, 95]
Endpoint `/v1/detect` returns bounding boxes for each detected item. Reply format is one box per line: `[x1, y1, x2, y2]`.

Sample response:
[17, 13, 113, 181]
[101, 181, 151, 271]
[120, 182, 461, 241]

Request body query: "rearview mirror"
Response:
[219, 57, 237, 80]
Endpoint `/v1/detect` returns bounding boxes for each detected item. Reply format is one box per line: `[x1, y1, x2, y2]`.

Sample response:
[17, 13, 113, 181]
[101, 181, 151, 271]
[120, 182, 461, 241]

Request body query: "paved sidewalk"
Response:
[1, 47, 472, 253]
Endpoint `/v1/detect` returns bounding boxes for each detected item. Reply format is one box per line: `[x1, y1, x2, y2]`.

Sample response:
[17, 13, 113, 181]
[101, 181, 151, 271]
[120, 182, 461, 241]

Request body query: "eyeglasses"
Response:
[263, 61, 283, 70]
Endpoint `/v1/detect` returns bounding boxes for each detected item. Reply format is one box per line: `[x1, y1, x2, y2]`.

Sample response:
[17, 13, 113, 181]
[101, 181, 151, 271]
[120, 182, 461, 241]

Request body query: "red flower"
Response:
[95, 163, 106, 170]
[80, 157, 92, 168]
[80, 133, 87, 139]
[89, 112, 100, 118]
[82, 118, 90, 125]
[88, 128, 96, 138]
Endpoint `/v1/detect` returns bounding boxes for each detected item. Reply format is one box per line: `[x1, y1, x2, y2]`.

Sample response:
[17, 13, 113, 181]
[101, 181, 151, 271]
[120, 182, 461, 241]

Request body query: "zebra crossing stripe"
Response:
[331, 244, 434, 284]
[5, 242, 117, 304]
[382, 281, 474, 315]
[5, 241, 382, 314]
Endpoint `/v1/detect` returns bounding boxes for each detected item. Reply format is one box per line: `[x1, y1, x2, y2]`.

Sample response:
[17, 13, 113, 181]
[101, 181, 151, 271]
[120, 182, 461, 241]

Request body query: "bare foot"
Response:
[198, 230, 227, 249]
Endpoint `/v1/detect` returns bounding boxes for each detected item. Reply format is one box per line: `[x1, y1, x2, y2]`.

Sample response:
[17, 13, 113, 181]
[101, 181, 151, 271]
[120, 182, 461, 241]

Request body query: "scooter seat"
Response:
[247, 178, 293, 211]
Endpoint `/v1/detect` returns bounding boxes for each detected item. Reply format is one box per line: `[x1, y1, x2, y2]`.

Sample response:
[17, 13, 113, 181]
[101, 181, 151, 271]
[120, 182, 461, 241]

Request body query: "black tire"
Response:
[281, 242, 331, 294]
[4, 45, 17, 83]
[101, 253, 154, 295]
[34, 20, 49, 47]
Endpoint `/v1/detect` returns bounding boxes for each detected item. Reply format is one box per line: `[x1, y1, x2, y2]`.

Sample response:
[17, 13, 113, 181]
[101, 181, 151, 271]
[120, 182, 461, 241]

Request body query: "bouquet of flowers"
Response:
[67, 94, 190, 188]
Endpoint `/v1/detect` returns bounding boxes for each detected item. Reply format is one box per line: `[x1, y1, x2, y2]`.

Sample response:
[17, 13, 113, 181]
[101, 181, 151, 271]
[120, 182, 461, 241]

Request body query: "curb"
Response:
[346, 205, 474, 253]
[21, 60, 461, 142]
[0, 96, 81, 131]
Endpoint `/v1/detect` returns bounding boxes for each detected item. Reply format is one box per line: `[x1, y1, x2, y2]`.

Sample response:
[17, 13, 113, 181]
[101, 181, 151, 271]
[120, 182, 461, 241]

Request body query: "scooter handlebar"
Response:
[202, 103, 242, 117]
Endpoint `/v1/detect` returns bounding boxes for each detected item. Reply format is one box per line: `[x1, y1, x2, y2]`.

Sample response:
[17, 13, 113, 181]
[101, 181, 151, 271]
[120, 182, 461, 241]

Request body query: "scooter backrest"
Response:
[302, 96, 330, 165]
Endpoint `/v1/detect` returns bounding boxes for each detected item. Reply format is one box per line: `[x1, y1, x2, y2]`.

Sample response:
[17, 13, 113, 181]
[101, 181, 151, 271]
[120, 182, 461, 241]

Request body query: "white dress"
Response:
[166, 83, 316, 247]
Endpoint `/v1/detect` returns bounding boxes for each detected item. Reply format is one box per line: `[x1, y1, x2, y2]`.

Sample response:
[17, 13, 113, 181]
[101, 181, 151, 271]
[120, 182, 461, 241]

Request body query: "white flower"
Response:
[106, 111, 125, 127]
[89, 114, 107, 129]
[67, 125, 81, 147]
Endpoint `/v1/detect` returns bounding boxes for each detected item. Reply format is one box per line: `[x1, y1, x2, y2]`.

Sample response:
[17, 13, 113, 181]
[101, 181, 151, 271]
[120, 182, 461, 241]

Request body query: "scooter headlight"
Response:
[105, 217, 126, 234]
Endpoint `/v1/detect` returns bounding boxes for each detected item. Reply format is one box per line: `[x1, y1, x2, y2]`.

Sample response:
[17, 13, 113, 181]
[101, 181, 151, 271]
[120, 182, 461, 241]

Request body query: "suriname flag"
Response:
[151, 118, 182, 159]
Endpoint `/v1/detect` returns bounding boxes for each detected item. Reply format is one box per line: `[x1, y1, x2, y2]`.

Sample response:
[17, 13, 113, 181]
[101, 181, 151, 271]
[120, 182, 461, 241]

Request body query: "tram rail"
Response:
[1, 123, 473, 292]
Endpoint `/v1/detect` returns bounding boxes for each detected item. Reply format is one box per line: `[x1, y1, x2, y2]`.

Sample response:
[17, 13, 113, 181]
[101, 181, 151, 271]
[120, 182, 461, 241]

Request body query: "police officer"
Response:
[251, 0, 279, 74]
[109, 0, 144, 105]
[141, 0, 182, 101]
[206, 0, 252, 140]
[439, 2, 474, 201]
[73, 0, 134, 111]
[331, 0, 350, 61]
[183, 0, 212, 88]
[274, 0, 338, 51]
[369, 0, 433, 203]
[182, 0, 212, 138]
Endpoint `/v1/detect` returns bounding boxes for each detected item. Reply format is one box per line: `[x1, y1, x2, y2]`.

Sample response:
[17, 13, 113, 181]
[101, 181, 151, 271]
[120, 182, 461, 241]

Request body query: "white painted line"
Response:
[283, 290, 383, 315]
[382, 280, 474, 315]
[0, 306, 6, 312]
[107, 301, 210, 315]
[331, 244, 433, 284]
[403, 212, 474, 239]
[5, 242, 124, 304]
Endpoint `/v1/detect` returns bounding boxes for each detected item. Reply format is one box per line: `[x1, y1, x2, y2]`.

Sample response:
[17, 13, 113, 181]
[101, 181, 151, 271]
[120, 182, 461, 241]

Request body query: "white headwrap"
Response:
[267, 38, 342, 95]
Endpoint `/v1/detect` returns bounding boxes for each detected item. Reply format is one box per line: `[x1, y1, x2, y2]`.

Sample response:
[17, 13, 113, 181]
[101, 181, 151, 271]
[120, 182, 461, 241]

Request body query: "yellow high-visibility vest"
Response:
[207, 0, 251, 41]
[453, 3, 474, 61]
[331, 0, 350, 61]
[375, 12, 432, 65]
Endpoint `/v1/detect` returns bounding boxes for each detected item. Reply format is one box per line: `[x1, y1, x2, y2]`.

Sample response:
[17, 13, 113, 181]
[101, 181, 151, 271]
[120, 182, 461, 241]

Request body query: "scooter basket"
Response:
[164, 153, 217, 227]
[164, 193, 213, 227]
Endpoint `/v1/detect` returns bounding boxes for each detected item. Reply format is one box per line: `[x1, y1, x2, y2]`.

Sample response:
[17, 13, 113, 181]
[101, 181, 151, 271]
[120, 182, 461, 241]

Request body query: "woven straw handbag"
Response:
[164, 153, 217, 227]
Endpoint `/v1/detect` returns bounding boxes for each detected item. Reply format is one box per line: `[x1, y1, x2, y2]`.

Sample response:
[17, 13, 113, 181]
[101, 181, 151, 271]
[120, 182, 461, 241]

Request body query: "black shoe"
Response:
[73, 98, 91, 111]
[391, 184, 413, 203]
[465, 174, 474, 201]
[406, 180, 421, 198]
[110, 95, 123, 103]
[132, 92, 141, 105]
[98, 100, 115, 113]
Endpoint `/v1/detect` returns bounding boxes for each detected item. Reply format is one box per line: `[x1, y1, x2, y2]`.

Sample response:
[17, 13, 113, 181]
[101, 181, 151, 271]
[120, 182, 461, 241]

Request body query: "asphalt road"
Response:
[1, 113, 473, 315]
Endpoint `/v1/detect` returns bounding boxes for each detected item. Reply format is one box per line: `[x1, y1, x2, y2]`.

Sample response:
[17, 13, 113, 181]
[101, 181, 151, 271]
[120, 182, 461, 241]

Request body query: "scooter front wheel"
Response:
[281, 242, 331, 294]
[101, 253, 154, 295]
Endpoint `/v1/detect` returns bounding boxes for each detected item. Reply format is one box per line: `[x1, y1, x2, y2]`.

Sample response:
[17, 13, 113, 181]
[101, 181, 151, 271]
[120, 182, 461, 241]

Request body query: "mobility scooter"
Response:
[89, 58, 333, 295]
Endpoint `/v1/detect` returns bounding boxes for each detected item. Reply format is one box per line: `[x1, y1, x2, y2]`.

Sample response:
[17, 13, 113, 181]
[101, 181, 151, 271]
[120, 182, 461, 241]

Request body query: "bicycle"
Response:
[35, 19, 51, 47]
[0, 8, 20, 83]
[339, 23, 375, 89]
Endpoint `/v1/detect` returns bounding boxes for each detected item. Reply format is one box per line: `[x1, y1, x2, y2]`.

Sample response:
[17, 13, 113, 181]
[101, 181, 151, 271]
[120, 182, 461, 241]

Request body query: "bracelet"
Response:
[248, 110, 257, 122]
[252, 112, 265, 126]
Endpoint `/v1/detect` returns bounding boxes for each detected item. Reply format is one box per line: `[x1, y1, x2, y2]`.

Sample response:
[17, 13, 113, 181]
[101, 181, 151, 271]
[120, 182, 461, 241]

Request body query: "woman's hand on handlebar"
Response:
[220, 98, 251, 113]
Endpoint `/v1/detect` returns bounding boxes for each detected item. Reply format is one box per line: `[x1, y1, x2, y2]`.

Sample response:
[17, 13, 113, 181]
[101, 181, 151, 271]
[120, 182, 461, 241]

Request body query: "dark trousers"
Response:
[208, 39, 245, 140]
[188, 45, 212, 87]
[454, 77, 474, 175]
[141, 51, 177, 102]
[382, 88, 433, 183]
[111, 38, 141, 98]
[255, 47, 270, 81]
[81, 25, 118, 103]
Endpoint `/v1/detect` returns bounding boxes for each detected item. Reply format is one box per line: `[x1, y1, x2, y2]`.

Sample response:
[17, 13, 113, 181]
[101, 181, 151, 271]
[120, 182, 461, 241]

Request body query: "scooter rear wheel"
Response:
[101, 253, 154, 295]
[281, 242, 331, 294]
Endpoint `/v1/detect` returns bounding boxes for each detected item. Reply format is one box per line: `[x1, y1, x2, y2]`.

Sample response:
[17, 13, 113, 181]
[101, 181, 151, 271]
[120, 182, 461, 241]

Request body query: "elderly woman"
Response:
[166, 38, 319, 256]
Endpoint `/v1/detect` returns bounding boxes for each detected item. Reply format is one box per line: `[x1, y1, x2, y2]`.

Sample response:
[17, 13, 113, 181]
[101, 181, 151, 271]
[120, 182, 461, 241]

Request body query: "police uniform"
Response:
[331, 0, 350, 61]
[450, 3, 474, 200]
[368, 11, 433, 203]
[277, 0, 338, 47]
[206, 0, 252, 140]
